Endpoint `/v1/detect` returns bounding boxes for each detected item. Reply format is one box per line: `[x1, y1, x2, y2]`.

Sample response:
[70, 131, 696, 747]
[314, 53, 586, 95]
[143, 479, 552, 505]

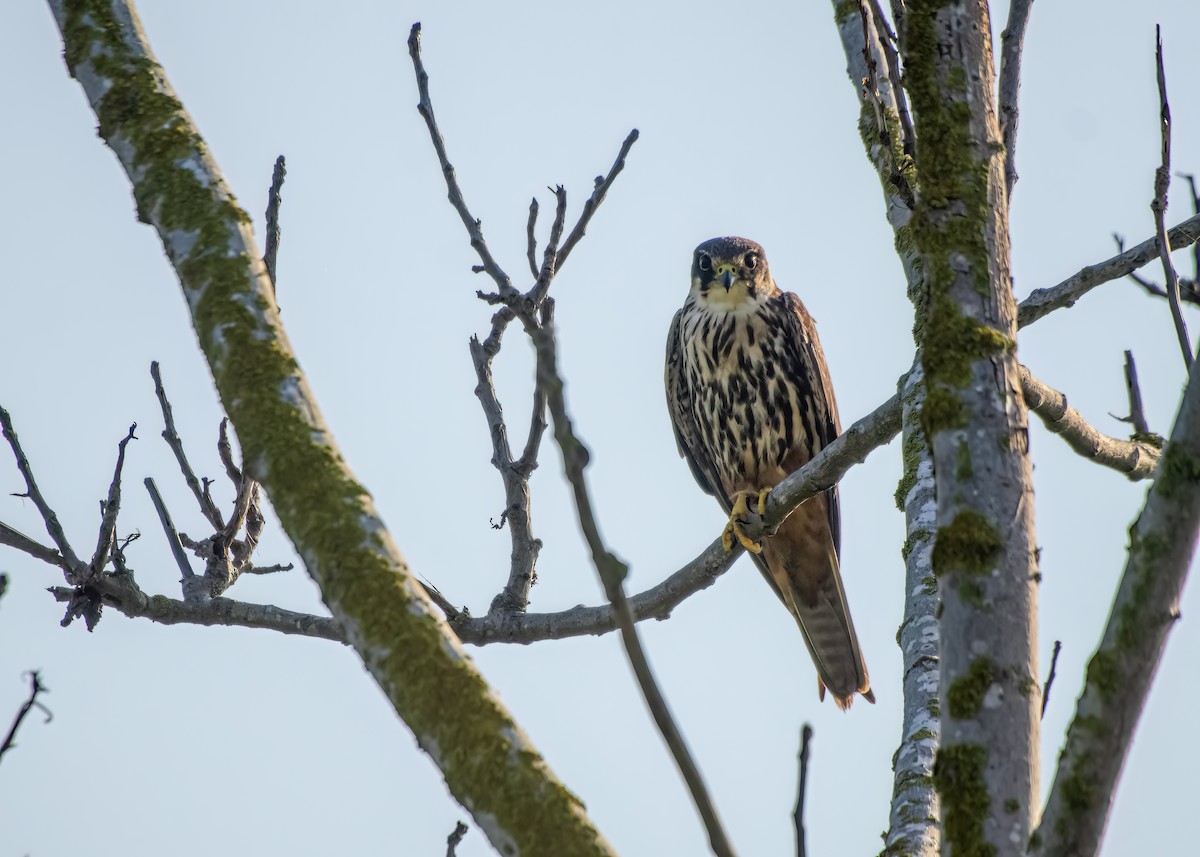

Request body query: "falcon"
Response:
[665, 237, 872, 709]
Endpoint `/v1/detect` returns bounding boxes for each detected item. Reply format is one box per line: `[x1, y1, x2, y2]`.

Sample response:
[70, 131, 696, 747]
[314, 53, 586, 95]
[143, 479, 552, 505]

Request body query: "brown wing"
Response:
[778, 291, 843, 560]
[665, 308, 730, 514]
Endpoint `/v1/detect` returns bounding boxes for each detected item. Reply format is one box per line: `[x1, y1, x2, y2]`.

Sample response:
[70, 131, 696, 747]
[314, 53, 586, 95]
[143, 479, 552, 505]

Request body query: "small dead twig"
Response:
[794, 724, 814, 857]
[151, 363, 225, 530]
[263, 154, 286, 297]
[1114, 351, 1157, 443]
[1042, 640, 1062, 719]
[144, 477, 196, 586]
[445, 821, 469, 857]
[0, 406, 84, 572]
[0, 671, 51, 764]
[1151, 27, 1191, 368]
[525, 198, 539, 279]
[89, 424, 137, 576]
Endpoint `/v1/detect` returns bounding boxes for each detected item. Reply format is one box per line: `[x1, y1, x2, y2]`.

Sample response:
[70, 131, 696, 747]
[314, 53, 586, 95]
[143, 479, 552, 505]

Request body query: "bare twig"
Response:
[1115, 350, 1156, 440]
[0, 671, 51, 764]
[552, 130, 638, 274]
[144, 477, 197, 586]
[89, 424, 137, 575]
[217, 418, 243, 485]
[445, 821, 469, 857]
[0, 406, 84, 573]
[1020, 366, 1161, 480]
[407, 24, 514, 295]
[0, 522, 67, 570]
[1041, 640, 1062, 719]
[999, 0, 1034, 199]
[794, 724, 813, 857]
[533, 302, 736, 857]
[263, 154, 286, 294]
[1112, 232, 1199, 304]
[525, 197, 539, 279]
[1151, 27, 1192, 368]
[151, 363, 225, 530]
[1017, 213, 1200, 327]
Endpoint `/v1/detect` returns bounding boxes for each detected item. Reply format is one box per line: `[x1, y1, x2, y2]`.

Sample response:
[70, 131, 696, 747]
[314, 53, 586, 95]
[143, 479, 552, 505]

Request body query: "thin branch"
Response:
[263, 154, 286, 294]
[1034, 319, 1200, 857]
[1041, 640, 1061, 719]
[217, 418, 243, 485]
[407, 23, 514, 295]
[1018, 213, 1200, 327]
[1151, 27, 1191, 368]
[1116, 350, 1155, 439]
[0, 406, 84, 573]
[0, 671, 51, 764]
[445, 821, 469, 857]
[866, 0, 913, 155]
[47, 582, 345, 642]
[552, 130, 639, 274]
[525, 197, 539, 279]
[89, 424, 137, 574]
[151, 363, 225, 530]
[794, 724, 813, 857]
[998, 0, 1034, 200]
[1020, 366, 1161, 480]
[0, 522, 67, 570]
[143, 477, 196, 585]
[533, 301, 736, 857]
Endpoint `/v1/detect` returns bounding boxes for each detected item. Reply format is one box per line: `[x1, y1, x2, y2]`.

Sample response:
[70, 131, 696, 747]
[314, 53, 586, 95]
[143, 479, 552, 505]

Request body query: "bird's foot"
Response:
[720, 487, 773, 553]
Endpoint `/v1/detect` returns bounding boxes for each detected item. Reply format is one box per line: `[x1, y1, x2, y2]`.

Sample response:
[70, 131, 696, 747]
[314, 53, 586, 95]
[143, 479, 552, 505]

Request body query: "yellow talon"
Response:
[721, 487, 774, 554]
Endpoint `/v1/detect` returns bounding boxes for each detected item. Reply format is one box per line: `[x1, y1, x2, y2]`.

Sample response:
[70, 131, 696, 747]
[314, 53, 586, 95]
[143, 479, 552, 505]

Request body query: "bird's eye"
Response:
[744, 253, 759, 270]
[698, 253, 712, 272]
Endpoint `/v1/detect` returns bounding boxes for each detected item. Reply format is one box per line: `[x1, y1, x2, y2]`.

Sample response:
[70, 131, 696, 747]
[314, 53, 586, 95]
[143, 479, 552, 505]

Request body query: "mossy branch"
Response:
[46, 3, 613, 854]
[1033, 346, 1200, 856]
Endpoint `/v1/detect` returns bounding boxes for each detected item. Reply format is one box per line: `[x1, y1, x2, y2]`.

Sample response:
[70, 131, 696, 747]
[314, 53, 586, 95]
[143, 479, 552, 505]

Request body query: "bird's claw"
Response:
[721, 487, 773, 553]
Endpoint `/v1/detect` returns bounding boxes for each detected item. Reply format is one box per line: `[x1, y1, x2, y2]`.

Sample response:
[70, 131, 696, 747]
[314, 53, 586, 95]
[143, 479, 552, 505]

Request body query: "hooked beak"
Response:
[718, 270, 735, 291]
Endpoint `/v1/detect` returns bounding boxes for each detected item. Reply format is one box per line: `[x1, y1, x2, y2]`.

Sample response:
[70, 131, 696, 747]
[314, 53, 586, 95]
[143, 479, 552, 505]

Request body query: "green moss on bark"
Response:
[931, 509, 1002, 576]
[947, 657, 996, 719]
[934, 743, 996, 857]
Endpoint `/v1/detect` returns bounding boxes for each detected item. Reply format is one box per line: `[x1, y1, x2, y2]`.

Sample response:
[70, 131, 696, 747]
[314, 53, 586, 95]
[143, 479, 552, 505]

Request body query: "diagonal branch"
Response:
[0, 671, 51, 764]
[1033, 315, 1200, 857]
[151, 362, 225, 530]
[532, 300, 736, 857]
[0, 405, 84, 573]
[1017, 213, 1200, 327]
[263, 154, 286, 293]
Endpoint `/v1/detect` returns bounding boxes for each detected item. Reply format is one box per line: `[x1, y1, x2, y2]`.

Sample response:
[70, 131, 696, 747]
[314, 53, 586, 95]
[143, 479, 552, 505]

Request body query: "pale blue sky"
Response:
[2, 2, 1198, 855]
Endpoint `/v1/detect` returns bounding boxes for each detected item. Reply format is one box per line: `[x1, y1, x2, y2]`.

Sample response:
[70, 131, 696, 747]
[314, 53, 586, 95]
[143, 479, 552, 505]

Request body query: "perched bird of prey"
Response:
[665, 237, 872, 709]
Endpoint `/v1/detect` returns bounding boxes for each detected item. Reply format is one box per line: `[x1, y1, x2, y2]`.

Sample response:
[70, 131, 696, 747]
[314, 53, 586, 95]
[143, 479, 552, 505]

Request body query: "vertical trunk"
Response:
[903, 2, 1040, 854]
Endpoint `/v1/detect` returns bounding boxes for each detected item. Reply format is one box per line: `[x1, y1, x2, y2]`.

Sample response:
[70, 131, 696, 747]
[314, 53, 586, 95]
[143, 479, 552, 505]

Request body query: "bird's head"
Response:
[690, 236, 775, 312]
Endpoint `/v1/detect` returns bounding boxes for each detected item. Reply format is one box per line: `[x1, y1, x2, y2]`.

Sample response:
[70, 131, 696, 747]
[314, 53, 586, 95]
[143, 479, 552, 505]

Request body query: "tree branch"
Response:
[794, 724, 813, 857]
[1017, 213, 1200, 328]
[998, 0, 1034, 200]
[48, 8, 615, 853]
[1033, 319, 1200, 857]
[0, 405, 84, 574]
[151, 362, 225, 530]
[0, 671, 51, 765]
[263, 154, 286, 294]
[1150, 27, 1191, 368]
[1020, 366, 1162, 480]
[532, 301, 736, 857]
